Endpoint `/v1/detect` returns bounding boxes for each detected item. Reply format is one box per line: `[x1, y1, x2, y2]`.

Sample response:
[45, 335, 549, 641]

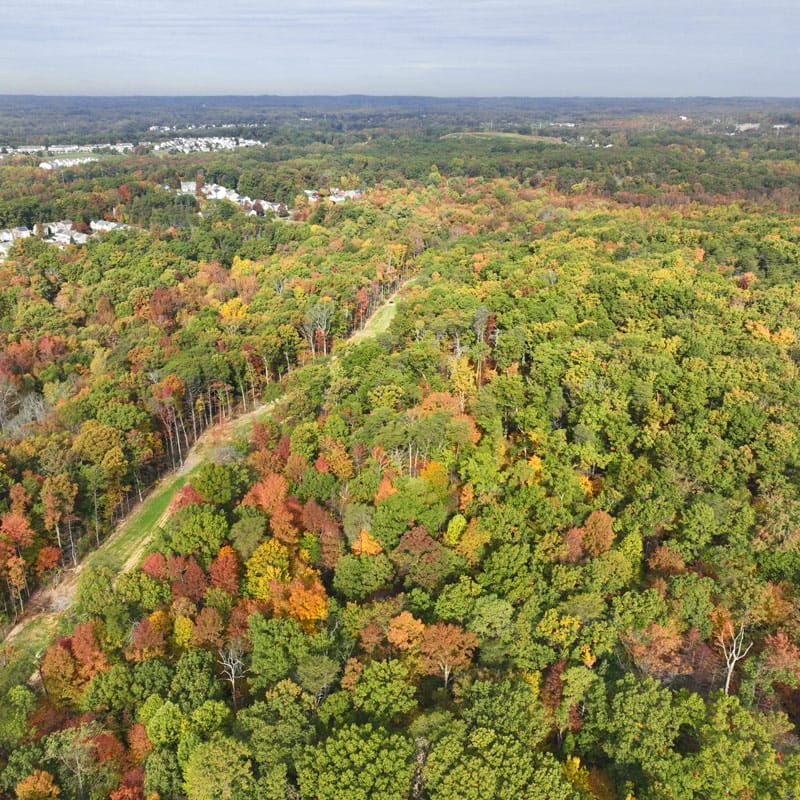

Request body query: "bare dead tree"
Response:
[218, 639, 247, 710]
[717, 622, 753, 695]
[301, 300, 335, 357]
[410, 737, 429, 800]
[0, 374, 20, 433]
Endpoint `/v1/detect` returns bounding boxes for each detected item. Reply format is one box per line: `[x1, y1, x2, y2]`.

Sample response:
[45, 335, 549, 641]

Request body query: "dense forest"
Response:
[2, 99, 800, 799]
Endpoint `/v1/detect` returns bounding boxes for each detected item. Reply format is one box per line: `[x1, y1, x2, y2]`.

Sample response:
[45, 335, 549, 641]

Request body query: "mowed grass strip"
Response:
[350, 299, 395, 341]
[87, 469, 198, 572]
[0, 614, 60, 695]
[439, 131, 564, 144]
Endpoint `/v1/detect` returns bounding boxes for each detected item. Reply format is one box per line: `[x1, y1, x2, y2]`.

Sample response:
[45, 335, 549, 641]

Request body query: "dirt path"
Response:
[2, 283, 406, 651]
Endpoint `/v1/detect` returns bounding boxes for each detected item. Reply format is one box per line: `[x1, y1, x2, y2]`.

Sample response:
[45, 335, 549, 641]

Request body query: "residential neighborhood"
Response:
[1, 142, 134, 157]
[179, 179, 363, 217]
[0, 172, 364, 262]
[179, 180, 287, 216]
[0, 219, 129, 260]
[148, 136, 265, 154]
[0, 136, 261, 160]
[304, 188, 362, 204]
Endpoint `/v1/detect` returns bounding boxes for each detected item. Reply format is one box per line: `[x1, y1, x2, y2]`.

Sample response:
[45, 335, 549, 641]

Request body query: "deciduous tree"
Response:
[419, 622, 478, 687]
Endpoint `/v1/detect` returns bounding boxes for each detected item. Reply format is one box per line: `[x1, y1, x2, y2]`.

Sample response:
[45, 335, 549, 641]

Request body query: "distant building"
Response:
[39, 157, 97, 170]
[329, 189, 362, 203]
[90, 220, 126, 233]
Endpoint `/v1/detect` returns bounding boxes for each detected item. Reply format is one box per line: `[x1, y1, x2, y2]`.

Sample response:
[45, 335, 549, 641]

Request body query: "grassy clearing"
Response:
[344, 281, 414, 348]
[347, 300, 396, 345]
[365, 298, 398, 335]
[86, 399, 277, 575]
[0, 399, 277, 689]
[440, 131, 564, 144]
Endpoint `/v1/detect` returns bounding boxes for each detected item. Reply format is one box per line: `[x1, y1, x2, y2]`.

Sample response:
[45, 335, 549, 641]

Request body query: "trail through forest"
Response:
[0, 285, 404, 663]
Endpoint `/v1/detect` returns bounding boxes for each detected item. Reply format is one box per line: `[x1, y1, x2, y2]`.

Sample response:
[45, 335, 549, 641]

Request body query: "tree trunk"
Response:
[67, 519, 77, 566]
[92, 486, 100, 546]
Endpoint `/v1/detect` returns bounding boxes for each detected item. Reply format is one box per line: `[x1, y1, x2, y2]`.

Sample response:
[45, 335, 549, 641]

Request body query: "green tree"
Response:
[371, 479, 449, 550]
[0, 685, 35, 750]
[234, 682, 314, 773]
[161, 504, 228, 568]
[333, 553, 395, 600]
[145, 700, 184, 748]
[296, 723, 414, 800]
[0, 744, 45, 796]
[460, 678, 548, 749]
[679, 694, 798, 800]
[183, 735, 257, 800]
[295, 653, 340, 699]
[581, 674, 700, 790]
[248, 615, 308, 691]
[80, 663, 135, 717]
[170, 649, 222, 713]
[190, 462, 250, 507]
[352, 660, 417, 724]
[424, 723, 578, 800]
[144, 748, 183, 800]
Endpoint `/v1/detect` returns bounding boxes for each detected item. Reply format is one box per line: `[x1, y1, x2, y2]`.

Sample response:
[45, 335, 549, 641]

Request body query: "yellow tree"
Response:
[15, 770, 61, 800]
[245, 539, 290, 601]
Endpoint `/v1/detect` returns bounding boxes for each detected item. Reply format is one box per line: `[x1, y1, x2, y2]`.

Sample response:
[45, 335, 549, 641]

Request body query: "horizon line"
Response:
[1, 94, 800, 101]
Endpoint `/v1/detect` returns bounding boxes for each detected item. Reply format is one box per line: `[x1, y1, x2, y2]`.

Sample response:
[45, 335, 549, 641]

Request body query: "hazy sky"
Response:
[1, 0, 797, 96]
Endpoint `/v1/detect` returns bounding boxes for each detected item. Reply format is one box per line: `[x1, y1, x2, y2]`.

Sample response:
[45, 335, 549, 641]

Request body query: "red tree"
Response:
[71, 622, 108, 683]
[35, 546, 61, 577]
[303, 499, 343, 568]
[40, 642, 79, 706]
[167, 484, 206, 515]
[241, 472, 287, 514]
[209, 546, 239, 595]
[419, 622, 478, 687]
[168, 555, 207, 602]
[581, 510, 615, 556]
[192, 606, 224, 649]
[1, 511, 35, 550]
[141, 552, 167, 581]
[126, 619, 166, 662]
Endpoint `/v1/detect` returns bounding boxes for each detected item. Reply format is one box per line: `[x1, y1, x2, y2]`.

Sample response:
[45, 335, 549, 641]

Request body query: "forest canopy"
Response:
[2, 99, 800, 799]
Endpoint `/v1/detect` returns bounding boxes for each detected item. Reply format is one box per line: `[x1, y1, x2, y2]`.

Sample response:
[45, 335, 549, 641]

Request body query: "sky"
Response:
[0, 0, 797, 96]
